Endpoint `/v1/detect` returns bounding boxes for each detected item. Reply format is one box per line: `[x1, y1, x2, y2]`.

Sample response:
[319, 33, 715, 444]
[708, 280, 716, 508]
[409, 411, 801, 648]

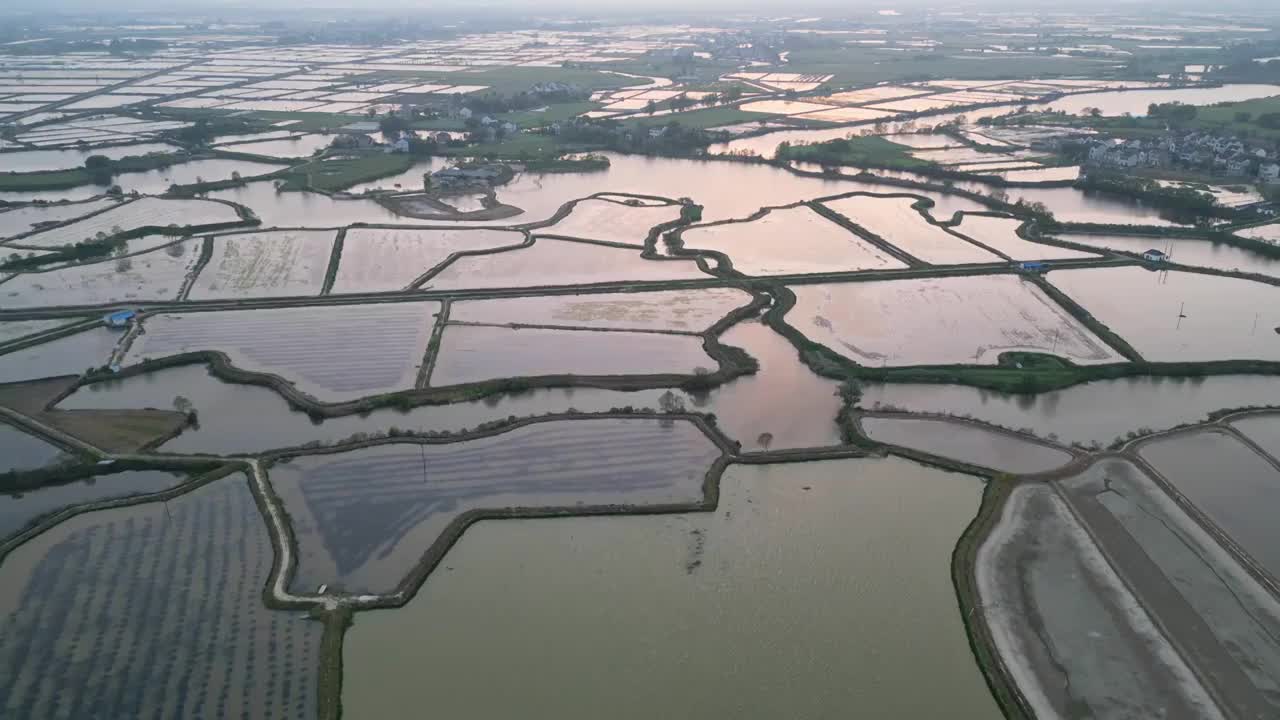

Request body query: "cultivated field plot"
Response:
[1060, 458, 1280, 718]
[976, 483, 1221, 720]
[1139, 430, 1280, 581]
[0, 327, 120, 384]
[9, 198, 242, 250]
[271, 417, 722, 594]
[1058, 233, 1280, 277]
[858, 376, 1280, 449]
[187, 230, 336, 300]
[331, 227, 523, 294]
[0, 474, 322, 719]
[115, 158, 284, 194]
[127, 302, 438, 402]
[0, 318, 77, 345]
[0, 143, 181, 172]
[538, 198, 681, 246]
[788, 276, 1121, 366]
[424, 238, 709, 290]
[1048, 267, 1280, 362]
[218, 134, 332, 158]
[737, 100, 837, 116]
[1236, 223, 1280, 243]
[859, 416, 1071, 473]
[0, 470, 187, 542]
[1230, 414, 1280, 462]
[820, 196, 999, 264]
[0, 198, 122, 240]
[448, 287, 753, 332]
[430, 325, 715, 386]
[0, 239, 201, 309]
[0, 421, 67, 475]
[950, 214, 1100, 261]
[792, 106, 896, 123]
[678, 205, 907, 275]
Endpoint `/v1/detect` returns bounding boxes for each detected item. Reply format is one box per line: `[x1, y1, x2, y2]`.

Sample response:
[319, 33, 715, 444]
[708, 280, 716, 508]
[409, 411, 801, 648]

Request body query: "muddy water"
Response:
[861, 416, 1072, 473]
[858, 375, 1280, 447]
[343, 457, 997, 719]
[1139, 430, 1280, 581]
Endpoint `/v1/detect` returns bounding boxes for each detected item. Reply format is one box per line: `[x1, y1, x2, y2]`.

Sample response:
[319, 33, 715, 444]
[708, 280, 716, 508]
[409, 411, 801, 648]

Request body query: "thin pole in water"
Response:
[420, 444, 428, 484]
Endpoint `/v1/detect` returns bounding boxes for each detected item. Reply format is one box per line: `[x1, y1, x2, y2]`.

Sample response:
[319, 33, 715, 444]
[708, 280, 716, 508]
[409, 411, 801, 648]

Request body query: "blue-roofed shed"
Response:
[104, 310, 137, 328]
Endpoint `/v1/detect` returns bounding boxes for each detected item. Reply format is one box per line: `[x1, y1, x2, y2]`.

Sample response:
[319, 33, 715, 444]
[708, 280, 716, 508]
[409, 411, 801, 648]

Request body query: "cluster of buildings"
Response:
[1085, 132, 1280, 183]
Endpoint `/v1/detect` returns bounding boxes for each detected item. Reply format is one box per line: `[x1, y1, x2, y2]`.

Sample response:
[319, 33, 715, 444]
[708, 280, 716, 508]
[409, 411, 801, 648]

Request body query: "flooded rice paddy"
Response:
[0, 238, 200, 308]
[0, 198, 122, 240]
[677, 205, 907, 275]
[0, 468, 185, 541]
[429, 325, 713, 385]
[448, 287, 752, 332]
[343, 457, 998, 719]
[0, 421, 67, 474]
[1040, 84, 1280, 116]
[272, 417, 721, 595]
[860, 416, 1073, 473]
[423, 238, 708, 289]
[859, 374, 1280, 446]
[1228, 413, 1280, 460]
[188, 230, 336, 300]
[0, 328, 120, 384]
[821, 195, 1000, 264]
[1058, 457, 1280, 718]
[978, 482, 1223, 719]
[9, 197, 241, 250]
[332, 228, 523, 294]
[951, 214, 1100, 261]
[0, 473, 322, 719]
[1138, 429, 1280, 581]
[1058, 233, 1280, 277]
[127, 303, 437, 402]
[1049, 266, 1280, 362]
[788, 275, 1121, 366]
[539, 198, 680, 246]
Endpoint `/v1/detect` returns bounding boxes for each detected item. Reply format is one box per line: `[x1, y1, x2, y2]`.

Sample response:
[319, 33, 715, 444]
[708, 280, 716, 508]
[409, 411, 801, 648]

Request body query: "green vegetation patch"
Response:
[497, 101, 601, 127]
[777, 135, 930, 167]
[279, 153, 415, 192]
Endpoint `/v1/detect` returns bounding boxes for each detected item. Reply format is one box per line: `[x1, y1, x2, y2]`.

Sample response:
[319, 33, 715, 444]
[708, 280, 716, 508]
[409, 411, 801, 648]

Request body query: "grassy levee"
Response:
[319, 229, 346, 296]
[316, 606, 351, 720]
[761, 283, 1280, 393]
[950, 474, 1036, 720]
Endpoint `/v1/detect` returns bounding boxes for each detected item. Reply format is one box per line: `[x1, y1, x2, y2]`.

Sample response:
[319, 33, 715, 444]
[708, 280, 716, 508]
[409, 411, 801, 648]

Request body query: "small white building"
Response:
[1261, 162, 1280, 183]
[1142, 249, 1169, 263]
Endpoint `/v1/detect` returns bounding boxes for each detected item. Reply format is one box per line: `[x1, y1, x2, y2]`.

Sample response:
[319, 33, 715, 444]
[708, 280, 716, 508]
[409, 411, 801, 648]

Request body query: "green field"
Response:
[496, 102, 602, 127]
[1191, 94, 1280, 139]
[280, 153, 415, 192]
[778, 135, 928, 166]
